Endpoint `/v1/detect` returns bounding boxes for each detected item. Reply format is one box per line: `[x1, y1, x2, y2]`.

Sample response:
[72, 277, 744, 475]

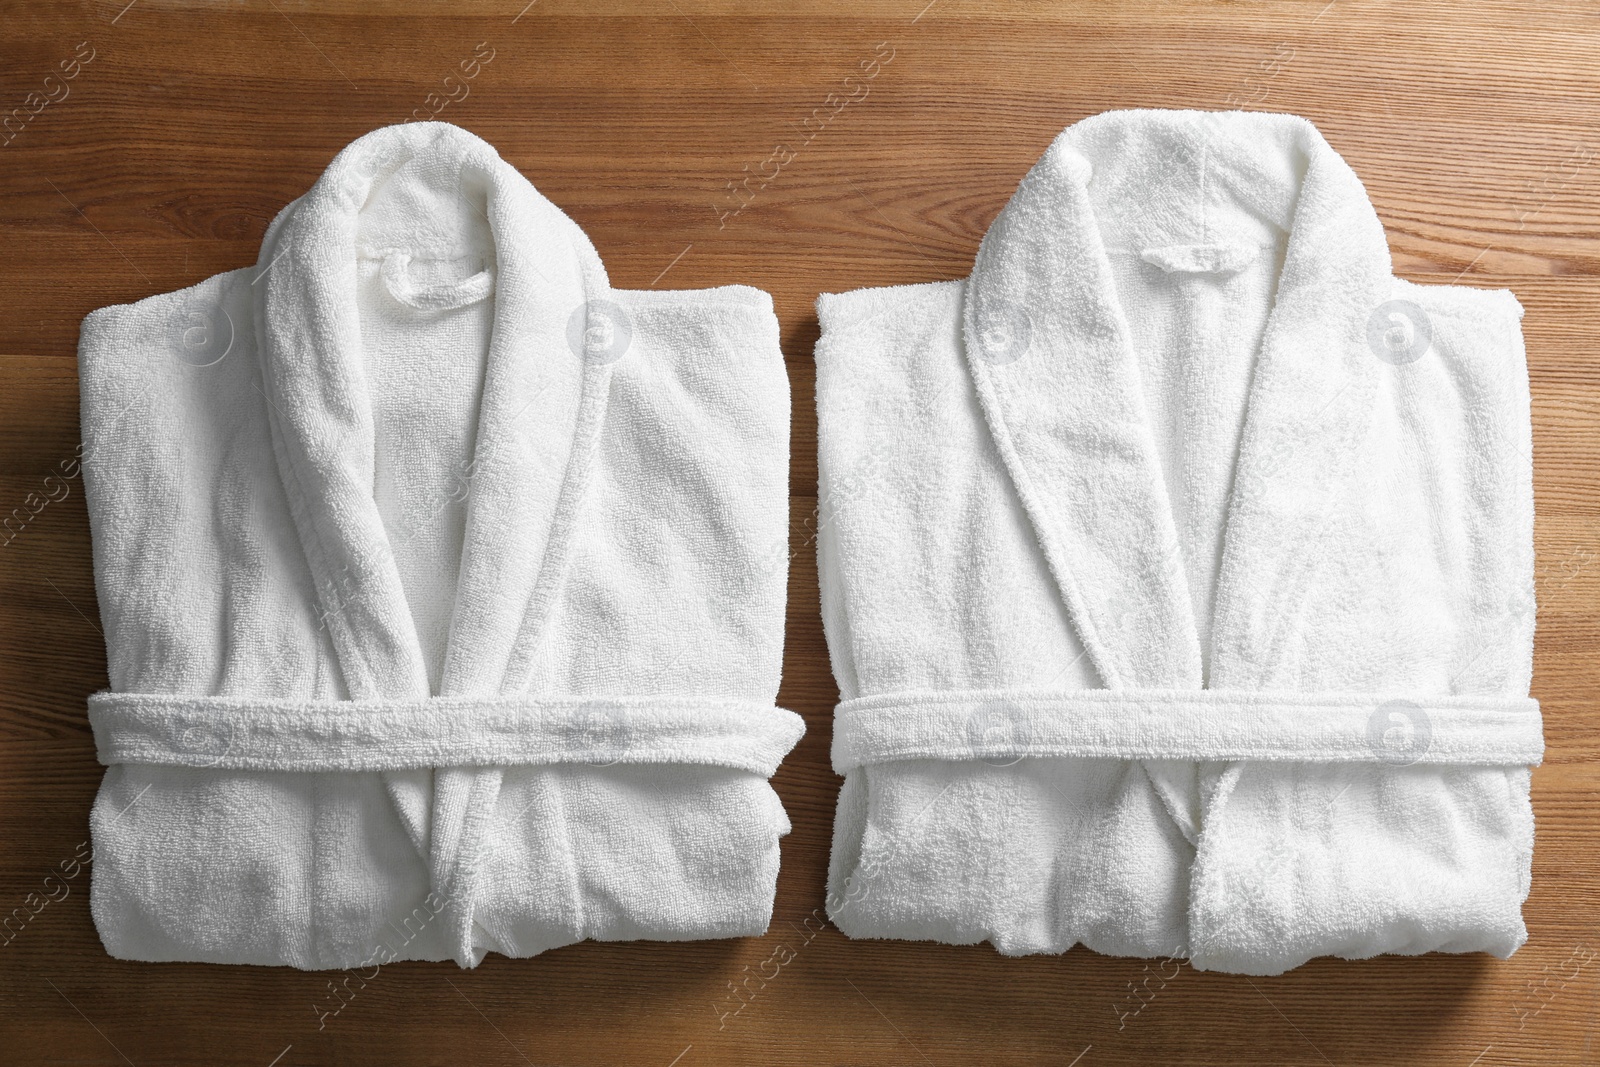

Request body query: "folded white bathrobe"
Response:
[78, 121, 803, 969]
[816, 109, 1541, 975]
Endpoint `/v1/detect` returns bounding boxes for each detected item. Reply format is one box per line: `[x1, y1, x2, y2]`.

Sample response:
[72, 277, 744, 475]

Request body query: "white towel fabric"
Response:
[816, 109, 1540, 975]
[78, 121, 802, 969]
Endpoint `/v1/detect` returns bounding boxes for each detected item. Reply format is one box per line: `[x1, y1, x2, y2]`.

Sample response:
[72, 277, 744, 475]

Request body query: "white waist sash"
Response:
[90, 691, 806, 777]
[831, 688, 1543, 773]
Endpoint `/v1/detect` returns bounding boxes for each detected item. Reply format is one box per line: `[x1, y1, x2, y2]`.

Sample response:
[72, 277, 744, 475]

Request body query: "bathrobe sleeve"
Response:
[464, 284, 802, 955]
[814, 280, 1101, 700]
[531, 284, 791, 702]
[78, 269, 339, 703]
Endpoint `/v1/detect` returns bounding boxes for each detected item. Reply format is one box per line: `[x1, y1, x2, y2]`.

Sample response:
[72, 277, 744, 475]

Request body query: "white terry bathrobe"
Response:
[816, 109, 1541, 975]
[79, 122, 802, 969]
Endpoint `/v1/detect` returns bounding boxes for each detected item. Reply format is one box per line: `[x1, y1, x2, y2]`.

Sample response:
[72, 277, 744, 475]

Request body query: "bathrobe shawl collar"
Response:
[255, 122, 609, 706]
[962, 111, 1392, 693]
[253, 123, 613, 963]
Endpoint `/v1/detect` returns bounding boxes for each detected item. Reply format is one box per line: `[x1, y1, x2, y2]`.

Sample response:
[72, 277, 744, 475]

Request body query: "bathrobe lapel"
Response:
[255, 126, 611, 958]
[953, 139, 1203, 694]
[962, 117, 1393, 837]
[255, 140, 435, 711]
[961, 139, 1205, 838]
[962, 142, 1202, 695]
[435, 147, 610, 697]
[1205, 135, 1393, 690]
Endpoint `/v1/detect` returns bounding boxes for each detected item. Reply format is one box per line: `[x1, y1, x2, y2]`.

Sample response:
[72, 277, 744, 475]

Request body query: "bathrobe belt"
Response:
[88, 692, 806, 777]
[830, 688, 1544, 773]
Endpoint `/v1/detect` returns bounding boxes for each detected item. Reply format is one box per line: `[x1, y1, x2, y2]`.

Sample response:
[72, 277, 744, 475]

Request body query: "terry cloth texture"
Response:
[815, 109, 1540, 975]
[79, 122, 802, 969]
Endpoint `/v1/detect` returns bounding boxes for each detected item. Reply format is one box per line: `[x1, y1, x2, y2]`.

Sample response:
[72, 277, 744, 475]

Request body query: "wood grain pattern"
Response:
[2, 1, 1598, 1063]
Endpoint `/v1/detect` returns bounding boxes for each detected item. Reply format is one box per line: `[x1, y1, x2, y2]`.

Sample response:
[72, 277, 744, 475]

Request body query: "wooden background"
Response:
[2, 1, 1597, 1063]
